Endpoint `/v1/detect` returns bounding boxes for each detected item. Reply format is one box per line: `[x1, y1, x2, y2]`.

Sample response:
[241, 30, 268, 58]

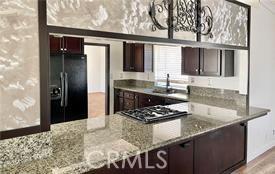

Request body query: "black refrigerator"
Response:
[50, 54, 88, 124]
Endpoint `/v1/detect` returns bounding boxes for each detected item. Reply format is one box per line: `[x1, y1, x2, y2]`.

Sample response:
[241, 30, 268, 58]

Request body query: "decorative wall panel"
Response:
[0, 0, 40, 131]
[201, 0, 248, 47]
[47, 0, 169, 38]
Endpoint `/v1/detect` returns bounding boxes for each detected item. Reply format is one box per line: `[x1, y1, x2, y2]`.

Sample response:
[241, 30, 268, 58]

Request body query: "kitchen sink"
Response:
[152, 88, 176, 95]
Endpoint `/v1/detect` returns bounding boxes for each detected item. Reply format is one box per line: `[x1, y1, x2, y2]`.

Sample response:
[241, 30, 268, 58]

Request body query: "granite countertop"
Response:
[114, 86, 244, 109]
[1, 102, 270, 174]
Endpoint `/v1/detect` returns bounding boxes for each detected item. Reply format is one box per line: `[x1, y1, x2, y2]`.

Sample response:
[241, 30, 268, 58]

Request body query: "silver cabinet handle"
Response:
[60, 72, 65, 107]
[195, 69, 198, 72]
[64, 72, 68, 107]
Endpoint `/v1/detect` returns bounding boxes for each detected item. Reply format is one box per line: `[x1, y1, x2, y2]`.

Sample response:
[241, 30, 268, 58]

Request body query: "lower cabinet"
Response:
[90, 123, 246, 174]
[169, 141, 194, 174]
[114, 89, 185, 113]
[194, 123, 246, 174]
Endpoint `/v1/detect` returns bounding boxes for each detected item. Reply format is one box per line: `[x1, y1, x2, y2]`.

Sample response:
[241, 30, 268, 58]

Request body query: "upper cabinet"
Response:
[50, 36, 84, 54]
[200, 0, 248, 47]
[123, 42, 153, 72]
[182, 47, 234, 77]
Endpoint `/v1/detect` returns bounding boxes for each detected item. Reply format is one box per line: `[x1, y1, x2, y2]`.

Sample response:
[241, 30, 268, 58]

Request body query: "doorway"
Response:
[85, 43, 110, 118]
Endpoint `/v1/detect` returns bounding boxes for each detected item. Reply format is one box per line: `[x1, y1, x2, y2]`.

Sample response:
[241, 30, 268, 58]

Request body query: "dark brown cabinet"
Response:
[182, 47, 234, 77]
[182, 47, 200, 76]
[89, 123, 246, 174]
[194, 123, 246, 174]
[200, 49, 221, 76]
[114, 89, 167, 113]
[123, 42, 153, 72]
[169, 141, 194, 174]
[50, 35, 84, 54]
[138, 93, 165, 108]
[114, 89, 186, 113]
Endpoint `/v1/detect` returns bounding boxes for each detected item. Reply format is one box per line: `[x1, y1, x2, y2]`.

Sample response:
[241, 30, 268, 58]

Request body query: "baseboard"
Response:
[247, 139, 275, 162]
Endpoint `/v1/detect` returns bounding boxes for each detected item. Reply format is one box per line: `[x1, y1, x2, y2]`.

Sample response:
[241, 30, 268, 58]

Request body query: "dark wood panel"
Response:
[200, 49, 221, 76]
[123, 42, 134, 71]
[133, 43, 145, 72]
[49, 35, 63, 54]
[182, 47, 200, 75]
[64, 36, 84, 54]
[138, 93, 165, 108]
[194, 124, 246, 174]
[169, 141, 194, 174]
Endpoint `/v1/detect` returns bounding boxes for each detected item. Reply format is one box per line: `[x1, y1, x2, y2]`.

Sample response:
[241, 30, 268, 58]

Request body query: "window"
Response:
[154, 45, 188, 89]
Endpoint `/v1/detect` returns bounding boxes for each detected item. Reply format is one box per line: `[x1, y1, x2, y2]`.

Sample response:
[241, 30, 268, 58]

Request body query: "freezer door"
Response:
[50, 54, 65, 124]
[64, 54, 88, 122]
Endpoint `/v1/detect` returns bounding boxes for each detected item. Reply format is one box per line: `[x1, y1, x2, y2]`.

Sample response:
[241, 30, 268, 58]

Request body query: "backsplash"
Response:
[114, 79, 248, 106]
[114, 79, 154, 88]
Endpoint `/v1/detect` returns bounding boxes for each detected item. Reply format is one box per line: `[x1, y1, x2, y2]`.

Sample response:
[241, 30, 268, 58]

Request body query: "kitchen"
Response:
[1, 0, 275, 174]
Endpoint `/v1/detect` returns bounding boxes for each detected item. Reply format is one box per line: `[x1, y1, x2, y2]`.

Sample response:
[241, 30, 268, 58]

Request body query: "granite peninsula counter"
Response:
[0, 102, 270, 174]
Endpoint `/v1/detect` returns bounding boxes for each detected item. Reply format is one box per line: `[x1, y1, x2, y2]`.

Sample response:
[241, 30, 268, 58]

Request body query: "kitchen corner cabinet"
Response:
[194, 123, 246, 174]
[50, 35, 84, 54]
[123, 42, 153, 72]
[182, 47, 234, 77]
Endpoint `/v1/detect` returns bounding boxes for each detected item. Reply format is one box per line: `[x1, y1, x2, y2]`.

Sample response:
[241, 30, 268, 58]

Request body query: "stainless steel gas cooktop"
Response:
[119, 105, 191, 124]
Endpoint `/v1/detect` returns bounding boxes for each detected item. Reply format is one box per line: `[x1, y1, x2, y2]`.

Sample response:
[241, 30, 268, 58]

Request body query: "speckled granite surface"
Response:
[114, 79, 248, 107]
[1, 102, 269, 174]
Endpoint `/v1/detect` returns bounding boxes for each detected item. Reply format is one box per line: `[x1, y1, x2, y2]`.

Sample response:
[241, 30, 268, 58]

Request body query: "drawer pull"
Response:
[180, 141, 191, 148]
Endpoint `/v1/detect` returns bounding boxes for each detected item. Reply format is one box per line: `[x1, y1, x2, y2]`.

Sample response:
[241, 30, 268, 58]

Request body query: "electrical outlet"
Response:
[190, 77, 195, 83]
[273, 129, 275, 136]
[208, 78, 212, 86]
[119, 73, 123, 79]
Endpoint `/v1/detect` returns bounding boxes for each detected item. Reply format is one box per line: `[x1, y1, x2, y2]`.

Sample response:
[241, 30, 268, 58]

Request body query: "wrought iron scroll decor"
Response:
[149, 0, 213, 38]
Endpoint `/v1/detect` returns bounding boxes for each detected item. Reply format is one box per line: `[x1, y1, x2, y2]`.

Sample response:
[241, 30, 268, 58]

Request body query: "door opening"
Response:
[85, 43, 110, 118]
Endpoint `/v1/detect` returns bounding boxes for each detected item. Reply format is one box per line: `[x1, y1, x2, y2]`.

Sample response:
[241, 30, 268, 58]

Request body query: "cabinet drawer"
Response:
[124, 91, 135, 100]
[124, 99, 135, 110]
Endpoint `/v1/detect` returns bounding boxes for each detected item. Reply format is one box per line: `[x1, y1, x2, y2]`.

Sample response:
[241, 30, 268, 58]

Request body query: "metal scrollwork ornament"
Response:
[149, 0, 213, 38]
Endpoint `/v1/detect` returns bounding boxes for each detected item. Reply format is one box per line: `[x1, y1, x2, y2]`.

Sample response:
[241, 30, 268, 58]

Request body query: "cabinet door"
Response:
[133, 43, 145, 72]
[50, 35, 63, 54]
[64, 36, 84, 54]
[144, 44, 153, 72]
[169, 141, 193, 174]
[194, 123, 246, 174]
[200, 49, 221, 76]
[114, 89, 124, 113]
[138, 94, 165, 108]
[123, 42, 134, 71]
[182, 47, 200, 75]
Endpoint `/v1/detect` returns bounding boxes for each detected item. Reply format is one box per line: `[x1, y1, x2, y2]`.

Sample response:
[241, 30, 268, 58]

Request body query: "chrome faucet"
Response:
[166, 74, 171, 93]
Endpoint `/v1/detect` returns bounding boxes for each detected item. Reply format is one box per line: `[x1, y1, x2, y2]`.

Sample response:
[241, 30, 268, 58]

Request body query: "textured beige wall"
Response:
[201, 0, 248, 46]
[0, 0, 40, 131]
[47, 0, 169, 38]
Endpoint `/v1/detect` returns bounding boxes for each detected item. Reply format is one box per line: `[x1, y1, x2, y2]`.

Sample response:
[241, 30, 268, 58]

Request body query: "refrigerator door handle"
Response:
[64, 72, 68, 107]
[60, 72, 65, 107]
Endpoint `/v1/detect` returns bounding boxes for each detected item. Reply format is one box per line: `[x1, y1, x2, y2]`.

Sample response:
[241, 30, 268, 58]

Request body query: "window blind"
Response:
[154, 45, 188, 88]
